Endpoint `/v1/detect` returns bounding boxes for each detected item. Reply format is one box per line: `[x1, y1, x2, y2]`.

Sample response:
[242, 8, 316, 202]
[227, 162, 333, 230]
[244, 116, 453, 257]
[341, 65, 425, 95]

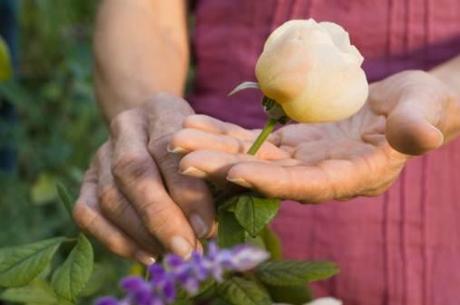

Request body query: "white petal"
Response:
[319, 21, 363, 64]
[306, 297, 343, 305]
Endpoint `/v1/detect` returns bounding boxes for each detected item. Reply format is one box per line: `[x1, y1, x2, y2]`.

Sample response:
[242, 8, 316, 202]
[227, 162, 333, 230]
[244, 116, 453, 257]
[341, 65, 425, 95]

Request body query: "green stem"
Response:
[247, 118, 278, 155]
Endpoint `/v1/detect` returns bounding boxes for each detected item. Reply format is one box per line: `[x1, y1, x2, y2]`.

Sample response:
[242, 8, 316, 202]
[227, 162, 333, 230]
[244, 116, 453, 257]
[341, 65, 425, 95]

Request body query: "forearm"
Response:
[430, 55, 460, 142]
[93, 0, 189, 122]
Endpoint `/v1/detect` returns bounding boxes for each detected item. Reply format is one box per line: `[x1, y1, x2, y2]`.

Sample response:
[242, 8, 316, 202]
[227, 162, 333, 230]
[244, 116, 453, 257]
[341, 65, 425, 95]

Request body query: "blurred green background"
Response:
[0, 1, 131, 303]
[0, 0, 103, 244]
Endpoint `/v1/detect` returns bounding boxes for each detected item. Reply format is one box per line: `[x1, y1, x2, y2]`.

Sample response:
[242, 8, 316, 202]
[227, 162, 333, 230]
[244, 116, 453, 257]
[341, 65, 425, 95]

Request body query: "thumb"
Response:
[385, 97, 444, 155]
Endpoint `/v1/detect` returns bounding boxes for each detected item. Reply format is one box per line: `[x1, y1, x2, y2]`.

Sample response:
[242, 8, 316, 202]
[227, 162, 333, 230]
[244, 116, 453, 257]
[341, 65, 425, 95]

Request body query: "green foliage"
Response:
[217, 210, 246, 248]
[256, 260, 339, 286]
[216, 277, 271, 305]
[0, 237, 65, 287]
[266, 285, 313, 305]
[56, 183, 75, 219]
[0, 37, 12, 82]
[0, 279, 65, 305]
[51, 234, 93, 301]
[0, 0, 106, 248]
[214, 191, 339, 305]
[0, 5, 117, 303]
[233, 194, 280, 237]
[259, 227, 282, 260]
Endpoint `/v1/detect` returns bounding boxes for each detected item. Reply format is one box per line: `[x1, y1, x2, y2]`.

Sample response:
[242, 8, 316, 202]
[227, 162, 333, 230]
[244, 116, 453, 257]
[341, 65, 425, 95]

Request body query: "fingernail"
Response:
[167, 145, 187, 154]
[196, 241, 204, 255]
[428, 124, 445, 148]
[135, 251, 156, 266]
[171, 236, 193, 258]
[181, 167, 207, 178]
[190, 213, 208, 238]
[227, 177, 252, 188]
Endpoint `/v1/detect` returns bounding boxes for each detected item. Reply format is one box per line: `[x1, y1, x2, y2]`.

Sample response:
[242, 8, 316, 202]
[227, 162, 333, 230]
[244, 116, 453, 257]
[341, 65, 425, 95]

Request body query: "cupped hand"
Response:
[169, 70, 460, 202]
[73, 93, 215, 264]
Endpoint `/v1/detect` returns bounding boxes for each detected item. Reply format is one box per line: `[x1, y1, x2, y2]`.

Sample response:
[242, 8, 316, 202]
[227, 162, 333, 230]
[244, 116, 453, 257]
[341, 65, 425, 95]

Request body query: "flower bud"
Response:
[255, 19, 368, 123]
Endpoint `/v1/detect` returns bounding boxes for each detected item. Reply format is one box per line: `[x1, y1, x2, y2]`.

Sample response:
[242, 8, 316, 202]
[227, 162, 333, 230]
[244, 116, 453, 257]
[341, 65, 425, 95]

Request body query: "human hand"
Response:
[73, 93, 215, 264]
[169, 70, 460, 202]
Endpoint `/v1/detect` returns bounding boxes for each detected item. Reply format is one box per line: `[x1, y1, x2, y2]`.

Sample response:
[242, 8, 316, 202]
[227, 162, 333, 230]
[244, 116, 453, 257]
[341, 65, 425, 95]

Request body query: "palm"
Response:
[266, 104, 407, 201]
[169, 103, 408, 202]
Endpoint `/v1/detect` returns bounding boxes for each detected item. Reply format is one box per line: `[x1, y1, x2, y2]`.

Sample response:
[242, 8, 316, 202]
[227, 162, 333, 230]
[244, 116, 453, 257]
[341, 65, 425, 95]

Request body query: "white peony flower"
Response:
[273, 296, 343, 305]
[305, 297, 343, 305]
[255, 19, 368, 123]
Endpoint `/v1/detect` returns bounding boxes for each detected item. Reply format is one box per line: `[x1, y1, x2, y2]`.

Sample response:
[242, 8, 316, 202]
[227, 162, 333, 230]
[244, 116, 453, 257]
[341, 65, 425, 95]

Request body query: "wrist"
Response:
[144, 92, 195, 142]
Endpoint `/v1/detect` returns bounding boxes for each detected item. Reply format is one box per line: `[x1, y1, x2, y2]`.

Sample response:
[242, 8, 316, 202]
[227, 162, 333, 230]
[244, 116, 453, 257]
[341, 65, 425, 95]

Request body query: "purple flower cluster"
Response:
[95, 242, 269, 305]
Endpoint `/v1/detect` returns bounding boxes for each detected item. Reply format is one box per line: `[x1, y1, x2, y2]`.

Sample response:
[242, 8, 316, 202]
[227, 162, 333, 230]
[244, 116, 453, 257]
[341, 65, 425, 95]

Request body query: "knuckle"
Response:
[105, 235, 132, 257]
[72, 202, 94, 231]
[109, 108, 140, 135]
[148, 136, 169, 159]
[141, 201, 173, 236]
[112, 153, 152, 182]
[169, 179, 208, 208]
[98, 187, 126, 217]
[169, 130, 187, 149]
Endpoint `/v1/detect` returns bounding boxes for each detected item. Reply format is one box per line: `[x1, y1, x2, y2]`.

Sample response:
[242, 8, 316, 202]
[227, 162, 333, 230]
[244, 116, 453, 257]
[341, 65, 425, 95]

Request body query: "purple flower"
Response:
[121, 277, 146, 292]
[95, 296, 119, 305]
[95, 242, 269, 305]
[230, 245, 270, 271]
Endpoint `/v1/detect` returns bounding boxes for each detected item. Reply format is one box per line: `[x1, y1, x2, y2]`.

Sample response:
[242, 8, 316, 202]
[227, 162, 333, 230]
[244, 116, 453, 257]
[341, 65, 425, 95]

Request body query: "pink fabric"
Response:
[188, 1, 460, 304]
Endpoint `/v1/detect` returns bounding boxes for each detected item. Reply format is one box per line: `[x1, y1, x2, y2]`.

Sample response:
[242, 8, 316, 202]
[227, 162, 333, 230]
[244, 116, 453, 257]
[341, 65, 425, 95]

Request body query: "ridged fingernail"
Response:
[227, 177, 252, 188]
[190, 213, 208, 238]
[171, 236, 193, 259]
[167, 145, 187, 154]
[135, 251, 156, 266]
[181, 167, 207, 178]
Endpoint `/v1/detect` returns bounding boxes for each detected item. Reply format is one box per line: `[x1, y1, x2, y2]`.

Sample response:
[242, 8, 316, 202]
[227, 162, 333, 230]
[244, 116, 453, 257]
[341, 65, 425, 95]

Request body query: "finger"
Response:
[169, 128, 289, 160]
[183, 114, 255, 140]
[111, 108, 197, 258]
[225, 156, 399, 202]
[73, 166, 155, 265]
[178, 150, 258, 183]
[144, 95, 217, 241]
[95, 143, 163, 256]
[184, 114, 281, 146]
[372, 71, 451, 155]
[386, 99, 444, 155]
[226, 162, 334, 202]
[149, 135, 216, 240]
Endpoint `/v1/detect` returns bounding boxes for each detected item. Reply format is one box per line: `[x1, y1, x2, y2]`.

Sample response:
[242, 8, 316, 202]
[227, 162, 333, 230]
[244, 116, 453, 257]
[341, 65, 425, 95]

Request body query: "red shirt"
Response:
[188, 1, 460, 304]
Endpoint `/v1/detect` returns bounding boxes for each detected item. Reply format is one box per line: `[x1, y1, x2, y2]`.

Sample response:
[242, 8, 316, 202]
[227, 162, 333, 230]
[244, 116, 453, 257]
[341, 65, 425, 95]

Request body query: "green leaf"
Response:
[217, 277, 271, 305]
[234, 195, 280, 237]
[256, 260, 339, 286]
[209, 298, 233, 305]
[217, 211, 246, 248]
[56, 183, 75, 219]
[0, 279, 58, 304]
[260, 227, 282, 260]
[194, 278, 216, 299]
[266, 284, 313, 305]
[52, 234, 94, 301]
[0, 37, 12, 82]
[0, 237, 65, 287]
[172, 299, 193, 305]
[79, 262, 110, 297]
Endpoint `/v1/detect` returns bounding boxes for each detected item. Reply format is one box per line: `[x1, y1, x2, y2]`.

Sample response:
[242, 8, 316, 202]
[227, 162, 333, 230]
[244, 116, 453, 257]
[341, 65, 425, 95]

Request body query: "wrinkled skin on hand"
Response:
[170, 70, 460, 202]
[73, 93, 216, 264]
